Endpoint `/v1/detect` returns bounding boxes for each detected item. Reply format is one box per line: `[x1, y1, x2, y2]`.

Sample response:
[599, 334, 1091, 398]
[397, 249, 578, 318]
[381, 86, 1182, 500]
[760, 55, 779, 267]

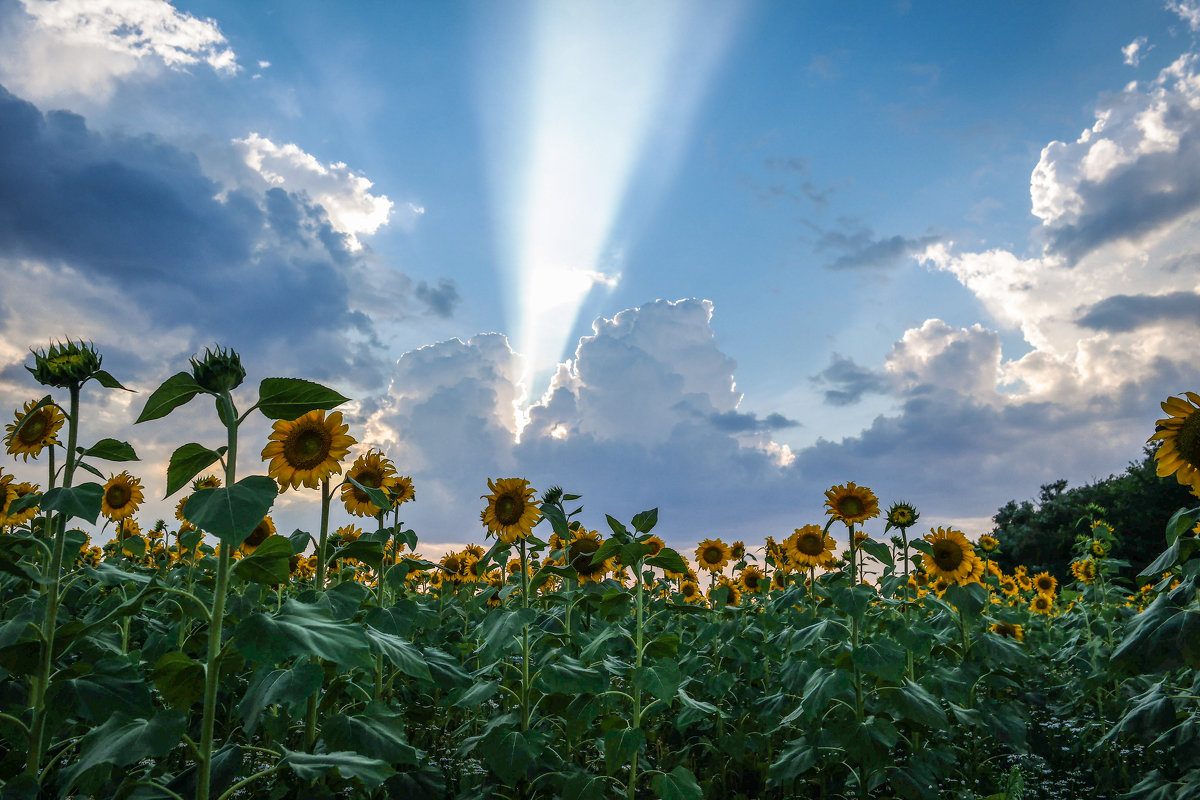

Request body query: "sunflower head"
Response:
[1030, 594, 1054, 615]
[342, 450, 399, 516]
[1070, 559, 1097, 584]
[824, 482, 880, 526]
[709, 579, 741, 607]
[771, 569, 790, 591]
[730, 541, 746, 561]
[739, 565, 767, 593]
[695, 538, 732, 573]
[921, 527, 976, 584]
[680, 580, 702, 603]
[1089, 539, 1108, 558]
[1032, 571, 1057, 596]
[6, 399, 65, 462]
[990, 621, 1024, 641]
[786, 525, 835, 568]
[567, 530, 613, 583]
[0, 472, 16, 526]
[642, 535, 665, 558]
[102, 471, 144, 522]
[262, 410, 356, 492]
[885, 501, 919, 531]
[1150, 392, 1200, 497]
[389, 475, 416, 506]
[189, 345, 245, 393]
[28, 340, 102, 388]
[482, 478, 541, 544]
[1, 482, 40, 529]
[978, 534, 999, 553]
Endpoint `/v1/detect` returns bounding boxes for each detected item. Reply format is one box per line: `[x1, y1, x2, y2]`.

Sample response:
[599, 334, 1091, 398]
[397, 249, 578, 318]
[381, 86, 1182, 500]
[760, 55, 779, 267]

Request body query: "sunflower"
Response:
[1, 482, 39, 529]
[764, 536, 786, 568]
[695, 538, 732, 573]
[1090, 540, 1108, 558]
[921, 527, 976, 583]
[481, 478, 540, 544]
[739, 565, 767, 594]
[770, 570, 790, 591]
[885, 501, 919, 530]
[336, 524, 362, 543]
[464, 543, 485, 560]
[101, 471, 143, 522]
[642, 535, 665, 558]
[390, 475, 416, 506]
[567, 530, 613, 583]
[237, 515, 276, 555]
[990, 622, 1024, 641]
[341, 450, 399, 517]
[824, 482, 880, 526]
[1015, 573, 1033, 592]
[1032, 572, 1057, 596]
[709, 579, 741, 607]
[1030, 594, 1054, 615]
[978, 534, 999, 553]
[1150, 392, 1200, 496]
[0, 472, 17, 526]
[261, 410, 355, 491]
[680, 580, 702, 603]
[730, 541, 746, 561]
[1070, 559, 1097, 584]
[5, 399, 64, 461]
[786, 525, 836, 568]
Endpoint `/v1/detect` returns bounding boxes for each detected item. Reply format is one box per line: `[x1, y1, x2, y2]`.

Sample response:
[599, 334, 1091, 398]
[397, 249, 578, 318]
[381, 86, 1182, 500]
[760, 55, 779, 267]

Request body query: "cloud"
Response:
[0, 0, 237, 102]
[1169, 0, 1200, 31]
[818, 227, 940, 270]
[234, 133, 400, 250]
[811, 354, 889, 406]
[414, 279, 462, 318]
[1123, 37, 1149, 67]
[1076, 290, 1200, 332]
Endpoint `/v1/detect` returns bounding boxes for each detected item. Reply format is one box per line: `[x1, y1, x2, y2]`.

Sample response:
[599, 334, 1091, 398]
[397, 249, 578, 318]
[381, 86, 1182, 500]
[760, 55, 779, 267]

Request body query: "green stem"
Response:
[315, 479, 331, 590]
[374, 512, 386, 702]
[627, 559, 645, 800]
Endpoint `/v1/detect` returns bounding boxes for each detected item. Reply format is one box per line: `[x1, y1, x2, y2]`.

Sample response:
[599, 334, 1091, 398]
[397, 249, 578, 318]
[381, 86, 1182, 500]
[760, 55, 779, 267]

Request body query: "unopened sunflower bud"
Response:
[190, 345, 246, 393]
[27, 340, 102, 388]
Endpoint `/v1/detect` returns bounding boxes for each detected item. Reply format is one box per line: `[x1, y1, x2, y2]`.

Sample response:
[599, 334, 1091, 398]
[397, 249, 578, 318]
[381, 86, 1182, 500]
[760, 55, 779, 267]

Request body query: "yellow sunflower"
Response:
[978, 534, 999, 553]
[1149, 392, 1200, 496]
[263, 410, 356, 491]
[998, 577, 1018, 596]
[643, 535, 665, 558]
[1090, 540, 1108, 558]
[739, 565, 767, 594]
[696, 538, 732, 573]
[921, 527, 976, 583]
[730, 541, 746, 561]
[680, 580, 702, 603]
[1032, 571, 1057, 596]
[5, 399, 64, 461]
[885, 501, 919, 530]
[785, 525, 836, 568]
[709, 579, 741, 607]
[1, 481, 39, 529]
[1070, 559, 1097, 584]
[238, 515, 276, 555]
[1030, 594, 1054, 615]
[101, 471, 144, 522]
[990, 622, 1024, 641]
[764, 535, 785, 567]
[567, 529, 614, 583]
[770, 570, 790, 591]
[336, 524, 362, 543]
[342, 450, 399, 517]
[824, 482, 880, 526]
[390, 475, 416, 506]
[1016, 573, 1033, 592]
[481, 477, 540, 544]
[0, 472, 17, 526]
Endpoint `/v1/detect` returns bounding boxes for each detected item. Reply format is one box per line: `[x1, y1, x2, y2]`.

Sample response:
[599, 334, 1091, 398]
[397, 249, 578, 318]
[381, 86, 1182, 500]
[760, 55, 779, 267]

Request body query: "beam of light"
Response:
[475, 0, 743, 435]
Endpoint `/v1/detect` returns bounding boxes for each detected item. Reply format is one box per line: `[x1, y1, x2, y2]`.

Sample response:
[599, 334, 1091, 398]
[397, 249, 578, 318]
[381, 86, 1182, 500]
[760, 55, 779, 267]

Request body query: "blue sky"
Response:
[2, 0, 1199, 554]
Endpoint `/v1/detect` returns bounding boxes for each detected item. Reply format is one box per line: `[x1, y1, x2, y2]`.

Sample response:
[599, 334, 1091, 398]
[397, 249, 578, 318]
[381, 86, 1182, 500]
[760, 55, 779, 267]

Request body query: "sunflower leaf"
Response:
[647, 548, 688, 575]
[345, 475, 390, 515]
[279, 747, 395, 788]
[232, 535, 293, 585]
[630, 508, 658, 533]
[57, 711, 187, 799]
[80, 438, 138, 462]
[256, 377, 349, 420]
[183, 476, 277, 547]
[605, 515, 630, 539]
[73, 461, 105, 480]
[651, 765, 703, 800]
[40, 483, 104, 524]
[1166, 504, 1200, 545]
[135, 372, 204, 424]
[165, 443, 227, 499]
[152, 652, 206, 710]
[90, 370, 130, 391]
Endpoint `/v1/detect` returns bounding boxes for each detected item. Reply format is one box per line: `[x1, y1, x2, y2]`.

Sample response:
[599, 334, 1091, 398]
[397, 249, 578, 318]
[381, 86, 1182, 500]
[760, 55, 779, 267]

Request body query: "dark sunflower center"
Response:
[106, 484, 131, 509]
[932, 540, 963, 571]
[495, 493, 523, 526]
[352, 469, 382, 501]
[744, 573, 762, 590]
[444, 555, 461, 573]
[702, 546, 723, 564]
[798, 533, 825, 556]
[647, 539, 663, 556]
[837, 496, 864, 517]
[682, 583, 697, 597]
[1036, 577, 1053, 591]
[246, 520, 271, 547]
[19, 412, 48, 444]
[569, 538, 601, 574]
[1178, 412, 1200, 466]
[285, 424, 332, 470]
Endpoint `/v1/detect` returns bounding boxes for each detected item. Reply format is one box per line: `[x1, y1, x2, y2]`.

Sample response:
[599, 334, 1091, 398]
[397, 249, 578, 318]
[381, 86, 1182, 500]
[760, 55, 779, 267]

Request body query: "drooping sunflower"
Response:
[1150, 392, 1200, 496]
[101, 471, 143, 522]
[885, 501, 919, 530]
[5, 399, 64, 461]
[739, 565, 767, 594]
[785, 525, 836, 568]
[1032, 571, 1058, 596]
[2, 482, 40, 528]
[990, 622, 1025, 641]
[567, 529, 613, 583]
[695, 538, 732, 573]
[481, 478, 540, 544]
[977, 534, 999, 553]
[342, 450, 399, 517]
[921, 527, 976, 583]
[1030, 594, 1054, 615]
[263, 410, 356, 491]
[824, 482, 880, 526]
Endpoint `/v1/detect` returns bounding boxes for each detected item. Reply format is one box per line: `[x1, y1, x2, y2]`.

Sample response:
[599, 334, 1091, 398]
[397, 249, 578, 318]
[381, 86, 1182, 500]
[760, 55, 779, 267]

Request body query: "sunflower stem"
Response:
[25, 383, 79, 779]
[315, 478, 331, 590]
[374, 511, 386, 702]
[627, 556, 646, 800]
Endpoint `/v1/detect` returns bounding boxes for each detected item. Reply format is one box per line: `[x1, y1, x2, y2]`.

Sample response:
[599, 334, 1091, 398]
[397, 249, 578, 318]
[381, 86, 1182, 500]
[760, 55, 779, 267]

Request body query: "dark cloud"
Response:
[707, 409, 800, 432]
[1076, 290, 1200, 332]
[817, 228, 939, 270]
[811, 353, 889, 405]
[415, 278, 461, 318]
[757, 157, 835, 206]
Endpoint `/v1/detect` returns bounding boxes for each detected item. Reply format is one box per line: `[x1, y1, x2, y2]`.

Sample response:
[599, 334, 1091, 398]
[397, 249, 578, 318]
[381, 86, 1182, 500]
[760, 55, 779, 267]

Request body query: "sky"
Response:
[2, 0, 1200, 556]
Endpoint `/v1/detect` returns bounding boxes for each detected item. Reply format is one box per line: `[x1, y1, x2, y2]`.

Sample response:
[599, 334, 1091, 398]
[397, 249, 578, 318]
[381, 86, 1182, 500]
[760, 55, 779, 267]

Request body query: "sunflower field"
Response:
[1, 341, 1200, 800]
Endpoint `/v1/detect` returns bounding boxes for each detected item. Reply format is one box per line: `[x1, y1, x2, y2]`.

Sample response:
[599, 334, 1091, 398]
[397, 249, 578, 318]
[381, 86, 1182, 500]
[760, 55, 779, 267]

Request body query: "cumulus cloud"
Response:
[1076, 290, 1200, 331]
[1123, 37, 1149, 67]
[812, 354, 889, 406]
[0, 0, 237, 102]
[817, 226, 939, 270]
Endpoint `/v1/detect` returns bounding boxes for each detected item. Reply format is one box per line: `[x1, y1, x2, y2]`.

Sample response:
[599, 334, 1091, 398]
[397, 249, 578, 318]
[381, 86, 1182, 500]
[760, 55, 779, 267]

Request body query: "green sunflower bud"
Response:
[27, 340, 103, 388]
[189, 345, 246, 393]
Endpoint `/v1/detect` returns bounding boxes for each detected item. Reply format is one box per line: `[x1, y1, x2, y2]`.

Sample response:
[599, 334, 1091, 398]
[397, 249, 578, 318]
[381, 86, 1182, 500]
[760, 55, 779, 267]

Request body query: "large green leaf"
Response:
[238, 662, 324, 734]
[767, 740, 817, 787]
[40, 483, 103, 524]
[233, 599, 371, 668]
[323, 703, 422, 766]
[630, 508, 658, 533]
[256, 377, 349, 420]
[651, 766, 703, 800]
[476, 729, 538, 785]
[164, 442, 226, 498]
[477, 607, 536, 660]
[280, 747, 395, 788]
[537, 655, 605, 695]
[57, 711, 186, 798]
[852, 639, 907, 682]
[364, 626, 432, 681]
[647, 547, 688, 575]
[79, 438, 138, 462]
[633, 659, 681, 702]
[46, 658, 153, 723]
[183, 475, 277, 546]
[231, 534, 293, 585]
[603, 727, 644, 775]
[885, 680, 947, 729]
[135, 372, 203, 423]
[152, 652, 205, 710]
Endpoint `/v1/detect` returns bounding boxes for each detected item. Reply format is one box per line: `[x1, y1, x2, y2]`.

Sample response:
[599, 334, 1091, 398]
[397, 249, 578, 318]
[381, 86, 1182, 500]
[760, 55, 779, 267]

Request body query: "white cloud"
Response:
[1123, 36, 1149, 67]
[1169, 0, 1200, 31]
[0, 0, 237, 102]
[234, 133, 402, 249]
